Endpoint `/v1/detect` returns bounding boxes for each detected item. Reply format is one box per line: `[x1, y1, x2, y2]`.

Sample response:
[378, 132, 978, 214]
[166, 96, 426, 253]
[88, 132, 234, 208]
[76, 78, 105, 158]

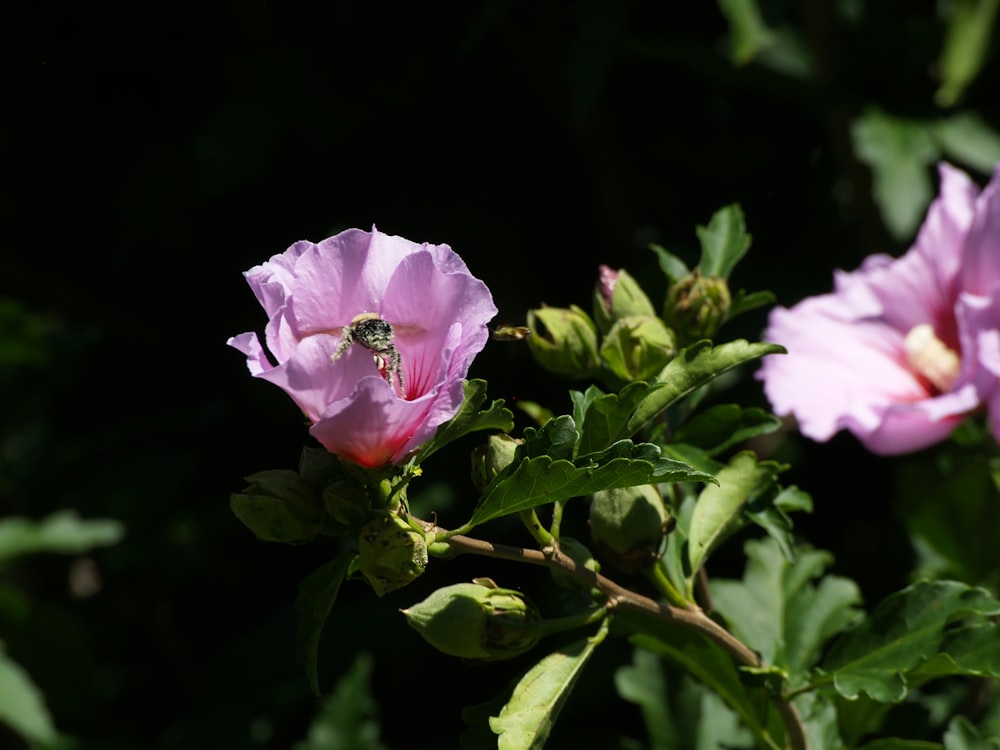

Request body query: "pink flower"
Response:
[229, 227, 497, 468]
[758, 163, 1000, 454]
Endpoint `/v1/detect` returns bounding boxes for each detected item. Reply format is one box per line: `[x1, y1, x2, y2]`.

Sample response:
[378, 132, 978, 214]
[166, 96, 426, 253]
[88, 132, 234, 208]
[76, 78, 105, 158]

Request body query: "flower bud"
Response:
[589, 484, 672, 573]
[471, 433, 523, 492]
[402, 578, 541, 661]
[322, 479, 371, 529]
[357, 511, 429, 596]
[526, 305, 601, 378]
[593, 266, 657, 334]
[230, 470, 323, 544]
[599, 315, 677, 382]
[663, 270, 731, 345]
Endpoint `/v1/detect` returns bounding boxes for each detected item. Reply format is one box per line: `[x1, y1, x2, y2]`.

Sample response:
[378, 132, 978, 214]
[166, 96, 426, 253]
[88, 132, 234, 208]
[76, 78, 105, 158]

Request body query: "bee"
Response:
[331, 312, 405, 395]
[491, 324, 532, 342]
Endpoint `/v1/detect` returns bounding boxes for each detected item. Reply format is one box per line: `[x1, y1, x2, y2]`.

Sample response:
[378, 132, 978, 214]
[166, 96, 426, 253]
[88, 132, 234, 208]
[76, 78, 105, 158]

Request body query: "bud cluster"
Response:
[527, 263, 731, 384]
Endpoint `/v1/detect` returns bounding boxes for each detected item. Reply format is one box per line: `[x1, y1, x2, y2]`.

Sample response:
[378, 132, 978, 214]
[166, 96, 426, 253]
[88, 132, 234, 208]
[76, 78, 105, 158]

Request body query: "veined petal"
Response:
[960, 163, 1000, 297]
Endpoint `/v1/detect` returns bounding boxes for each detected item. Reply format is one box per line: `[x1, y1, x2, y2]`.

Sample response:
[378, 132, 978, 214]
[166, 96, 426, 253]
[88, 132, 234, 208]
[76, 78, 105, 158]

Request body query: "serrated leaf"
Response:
[577, 340, 784, 455]
[851, 108, 940, 240]
[468, 441, 711, 528]
[295, 552, 354, 696]
[687, 452, 780, 577]
[631, 631, 782, 750]
[821, 581, 1000, 703]
[0, 640, 58, 746]
[489, 625, 608, 750]
[519, 415, 579, 461]
[696, 204, 751, 280]
[793, 691, 845, 750]
[294, 652, 386, 750]
[413, 379, 514, 464]
[672, 404, 781, 456]
[649, 243, 690, 282]
[711, 538, 862, 679]
[0, 511, 124, 565]
[910, 621, 1000, 682]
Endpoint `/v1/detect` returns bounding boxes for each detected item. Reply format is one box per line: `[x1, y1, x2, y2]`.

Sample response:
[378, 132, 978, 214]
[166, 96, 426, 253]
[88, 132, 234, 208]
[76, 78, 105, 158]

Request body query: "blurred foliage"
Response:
[1, 1, 999, 748]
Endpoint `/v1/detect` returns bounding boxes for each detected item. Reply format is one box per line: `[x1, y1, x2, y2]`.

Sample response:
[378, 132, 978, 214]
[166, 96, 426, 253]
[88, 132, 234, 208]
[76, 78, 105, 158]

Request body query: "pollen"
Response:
[904, 324, 960, 393]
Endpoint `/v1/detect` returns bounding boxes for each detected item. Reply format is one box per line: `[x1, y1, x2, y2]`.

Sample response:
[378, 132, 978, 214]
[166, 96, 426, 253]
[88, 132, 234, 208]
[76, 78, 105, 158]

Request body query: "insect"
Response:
[491, 324, 532, 342]
[331, 312, 404, 395]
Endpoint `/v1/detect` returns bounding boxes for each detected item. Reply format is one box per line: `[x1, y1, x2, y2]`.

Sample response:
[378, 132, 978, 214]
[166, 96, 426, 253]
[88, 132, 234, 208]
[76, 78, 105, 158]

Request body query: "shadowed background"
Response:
[2, 2, 998, 748]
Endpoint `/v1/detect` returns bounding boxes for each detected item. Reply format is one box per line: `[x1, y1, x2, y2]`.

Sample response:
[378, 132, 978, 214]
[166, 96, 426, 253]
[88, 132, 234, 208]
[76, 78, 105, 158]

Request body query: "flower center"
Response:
[904, 323, 960, 393]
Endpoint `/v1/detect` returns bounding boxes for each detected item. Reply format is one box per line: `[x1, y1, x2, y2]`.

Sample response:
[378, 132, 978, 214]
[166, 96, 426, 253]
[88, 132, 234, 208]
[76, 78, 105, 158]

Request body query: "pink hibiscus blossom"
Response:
[758, 163, 1000, 454]
[229, 227, 497, 468]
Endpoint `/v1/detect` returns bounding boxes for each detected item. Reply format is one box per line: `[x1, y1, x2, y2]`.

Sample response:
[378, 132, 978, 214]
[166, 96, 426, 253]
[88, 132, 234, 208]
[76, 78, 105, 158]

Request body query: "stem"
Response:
[520, 508, 555, 546]
[426, 521, 809, 750]
[550, 498, 567, 539]
[645, 560, 695, 610]
[535, 605, 609, 638]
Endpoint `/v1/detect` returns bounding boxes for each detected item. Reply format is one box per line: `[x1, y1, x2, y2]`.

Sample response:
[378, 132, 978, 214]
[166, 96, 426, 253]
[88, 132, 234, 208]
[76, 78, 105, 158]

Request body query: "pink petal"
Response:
[960, 163, 1000, 297]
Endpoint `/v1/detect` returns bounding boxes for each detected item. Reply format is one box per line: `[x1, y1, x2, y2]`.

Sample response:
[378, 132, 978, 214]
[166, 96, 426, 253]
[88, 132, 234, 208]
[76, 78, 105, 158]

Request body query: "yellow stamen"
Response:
[904, 324, 960, 393]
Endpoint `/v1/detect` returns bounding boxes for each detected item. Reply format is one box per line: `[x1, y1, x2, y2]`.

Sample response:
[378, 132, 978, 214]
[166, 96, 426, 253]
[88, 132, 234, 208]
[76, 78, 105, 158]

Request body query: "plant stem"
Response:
[426, 521, 809, 750]
[645, 560, 695, 610]
[520, 508, 555, 546]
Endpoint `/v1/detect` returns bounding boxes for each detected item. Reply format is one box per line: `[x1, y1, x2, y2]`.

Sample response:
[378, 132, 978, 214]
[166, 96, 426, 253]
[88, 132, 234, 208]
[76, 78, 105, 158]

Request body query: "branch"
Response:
[424, 521, 808, 750]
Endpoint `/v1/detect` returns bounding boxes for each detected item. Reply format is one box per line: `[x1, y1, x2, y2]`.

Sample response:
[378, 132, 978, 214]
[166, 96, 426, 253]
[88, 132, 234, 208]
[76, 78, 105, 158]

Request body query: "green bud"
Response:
[593, 266, 657, 334]
[357, 512, 429, 596]
[230, 470, 323, 544]
[526, 304, 601, 378]
[589, 484, 672, 573]
[599, 315, 677, 382]
[471, 433, 523, 492]
[663, 270, 731, 345]
[402, 578, 541, 661]
[550, 536, 601, 593]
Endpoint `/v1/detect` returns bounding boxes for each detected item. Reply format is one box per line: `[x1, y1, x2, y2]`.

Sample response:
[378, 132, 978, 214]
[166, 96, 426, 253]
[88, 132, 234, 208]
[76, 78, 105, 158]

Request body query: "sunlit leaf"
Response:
[936, 0, 1000, 107]
[942, 715, 1000, 750]
[414, 379, 514, 464]
[490, 624, 608, 750]
[933, 112, 1000, 172]
[718, 0, 775, 65]
[696, 204, 751, 280]
[0, 511, 124, 566]
[0, 640, 58, 746]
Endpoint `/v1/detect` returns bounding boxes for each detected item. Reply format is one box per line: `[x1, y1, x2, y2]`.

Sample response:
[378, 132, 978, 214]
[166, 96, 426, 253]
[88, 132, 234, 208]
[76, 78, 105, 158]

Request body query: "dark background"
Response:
[2, 2, 998, 748]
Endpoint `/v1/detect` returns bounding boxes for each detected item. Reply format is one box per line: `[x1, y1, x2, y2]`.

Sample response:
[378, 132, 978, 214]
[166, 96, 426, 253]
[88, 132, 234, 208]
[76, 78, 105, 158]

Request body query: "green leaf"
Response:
[0, 511, 124, 566]
[933, 112, 1000, 173]
[744, 485, 812, 562]
[614, 648, 674, 750]
[631, 631, 781, 750]
[821, 581, 1000, 703]
[521, 414, 579, 461]
[793, 691, 845, 750]
[294, 652, 386, 750]
[468, 440, 711, 528]
[935, 0, 1000, 107]
[0, 639, 58, 745]
[711, 538, 862, 680]
[855, 740, 942, 750]
[649, 243, 690, 282]
[943, 715, 1000, 750]
[295, 552, 355, 696]
[910, 621, 1000, 682]
[696, 204, 751, 280]
[729, 289, 776, 319]
[489, 624, 608, 750]
[719, 0, 776, 65]
[686, 452, 781, 578]
[851, 108, 940, 240]
[413, 379, 514, 464]
[577, 339, 784, 455]
[672, 404, 781, 457]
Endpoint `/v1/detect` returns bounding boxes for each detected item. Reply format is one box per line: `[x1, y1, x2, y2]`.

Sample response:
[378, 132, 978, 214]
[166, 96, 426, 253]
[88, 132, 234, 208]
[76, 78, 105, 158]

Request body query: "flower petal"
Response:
[960, 163, 1000, 297]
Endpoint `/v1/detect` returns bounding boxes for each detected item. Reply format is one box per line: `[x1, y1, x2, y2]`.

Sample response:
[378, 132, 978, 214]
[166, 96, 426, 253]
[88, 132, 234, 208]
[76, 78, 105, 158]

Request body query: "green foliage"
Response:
[718, 0, 775, 65]
[295, 552, 354, 697]
[0, 639, 59, 747]
[489, 621, 609, 750]
[695, 204, 752, 281]
[293, 652, 386, 750]
[936, 0, 1000, 107]
[942, 716, 1000, 750]
[413, 379, 515, 464]
[820, 581, 1000, 703]
[711, 538, 863, 681]
[0, 511, 123, 567]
